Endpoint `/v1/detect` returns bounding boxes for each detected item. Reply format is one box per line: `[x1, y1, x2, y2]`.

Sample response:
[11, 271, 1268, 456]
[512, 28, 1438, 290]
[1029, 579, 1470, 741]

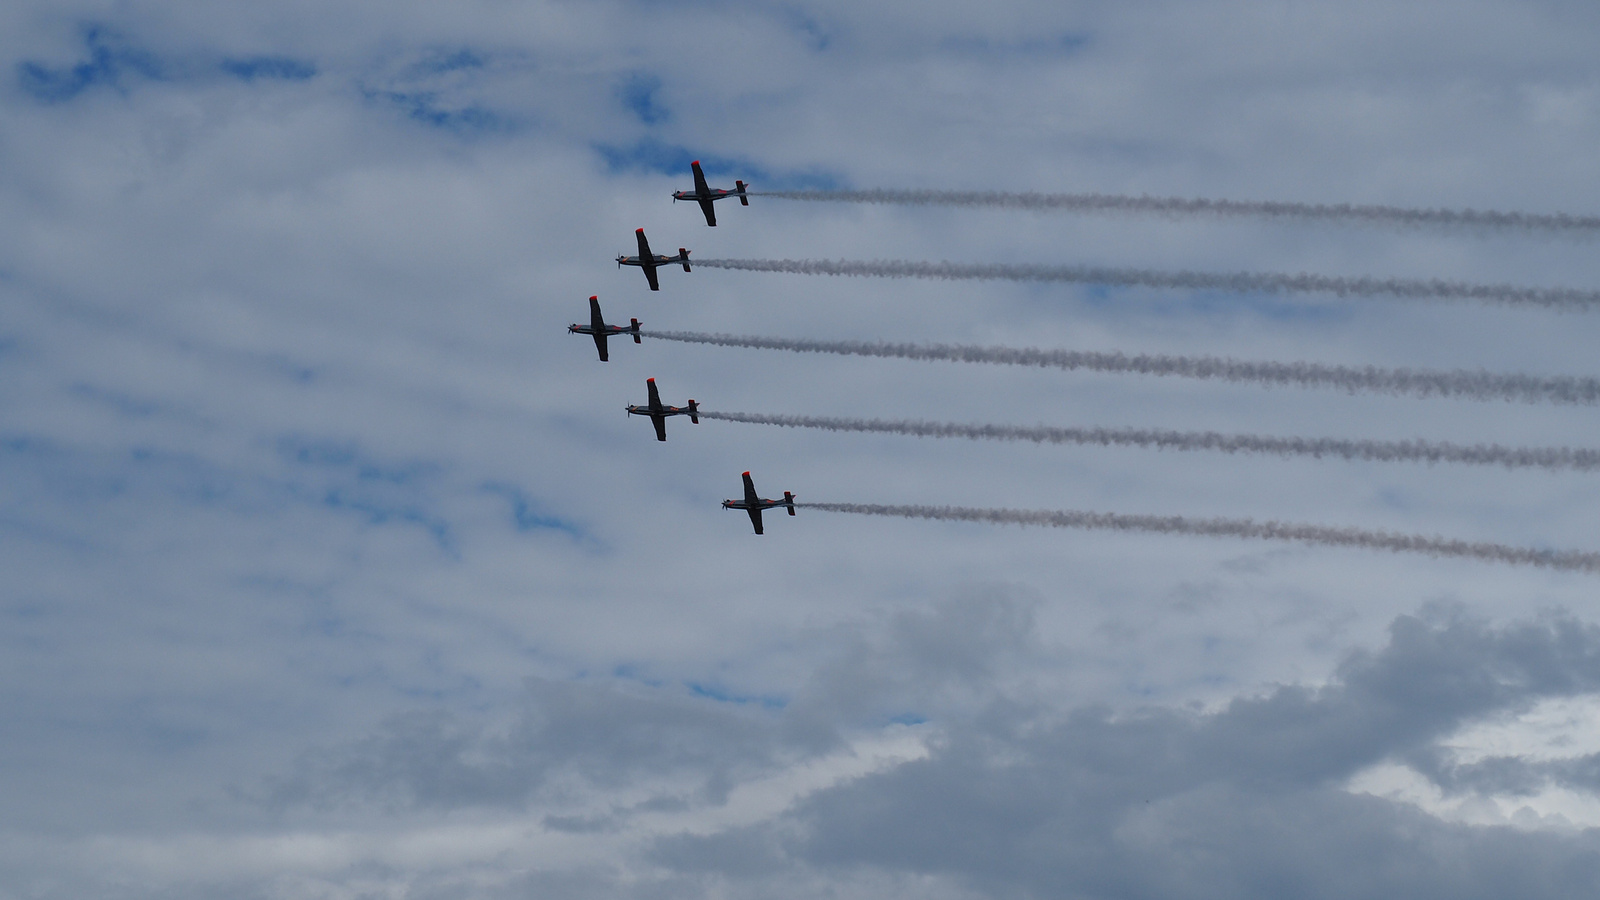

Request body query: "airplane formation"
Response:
[579, 162, 794, 534]
[568, 162, 1597, 569]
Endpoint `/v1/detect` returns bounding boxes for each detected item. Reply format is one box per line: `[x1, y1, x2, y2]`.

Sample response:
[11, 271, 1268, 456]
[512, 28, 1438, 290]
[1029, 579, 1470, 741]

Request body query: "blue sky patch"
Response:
[274, 438, 457, 551]
[68, 382, 160, 418]
[364, 88, 506, 134]
[618, 73, 669, 125]
[318, 488, 455, 552]
[279, 439, 441, 485]
[17, 25, 164, 103]
[220, 56, 316, 82]
[938, 33, 1091, 56]
[407, 49, 485, 76]
[481, 482, 584, 538]
[687, 682, 787, 710]
[594, 138, 842, 190]
[781, 9, 834, 52]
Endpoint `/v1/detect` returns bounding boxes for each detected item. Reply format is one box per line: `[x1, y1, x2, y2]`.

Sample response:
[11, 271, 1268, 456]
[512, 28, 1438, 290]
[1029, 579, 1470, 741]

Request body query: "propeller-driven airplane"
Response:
[567, 295, 640, 362]
[672, 161, 748, 227]
[626, 377, 699, 442]
[722, 471, 795, 535]
[616, 228, 690, 291]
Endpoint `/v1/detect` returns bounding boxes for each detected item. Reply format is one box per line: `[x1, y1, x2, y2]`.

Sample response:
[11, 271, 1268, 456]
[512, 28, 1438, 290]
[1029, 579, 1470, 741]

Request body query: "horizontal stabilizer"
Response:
[737, 180, 748, 205]
[680, 249, 691, 272]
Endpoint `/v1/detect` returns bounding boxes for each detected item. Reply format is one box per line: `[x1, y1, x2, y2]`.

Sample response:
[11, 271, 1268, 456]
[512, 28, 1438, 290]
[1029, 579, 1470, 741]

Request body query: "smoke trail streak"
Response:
[690, 258, 1600, 311]
[798, 503, 1600, 573]
[697, 410, 1600, 472]
[748, 189, 1600, 235]
[641, 331, 1600, 406]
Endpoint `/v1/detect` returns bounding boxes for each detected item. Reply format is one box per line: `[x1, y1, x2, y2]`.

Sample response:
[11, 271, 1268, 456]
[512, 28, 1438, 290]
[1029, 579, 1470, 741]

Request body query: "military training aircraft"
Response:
[721, 471, 796, 535]
[616, 228, 690, 291]
[672, 161, 748, 227]
[567, 295, 640, 362]
[626, 377, 699, 442]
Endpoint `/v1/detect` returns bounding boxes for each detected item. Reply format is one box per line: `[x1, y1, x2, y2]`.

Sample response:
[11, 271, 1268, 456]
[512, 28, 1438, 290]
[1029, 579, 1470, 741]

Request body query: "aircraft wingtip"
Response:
[635, 227, 644, 233]
[742, 470, 751, 477]
[647, 377, 655, 383]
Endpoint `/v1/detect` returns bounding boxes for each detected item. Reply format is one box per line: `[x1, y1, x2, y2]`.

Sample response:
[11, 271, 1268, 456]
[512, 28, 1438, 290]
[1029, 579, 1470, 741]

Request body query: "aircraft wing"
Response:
[698, 199, 716, 227]
[592, 333, 609, 362]
[746, 507, 764, 535]
[644, 265, 660, 291]
[652, 416, 668, 442]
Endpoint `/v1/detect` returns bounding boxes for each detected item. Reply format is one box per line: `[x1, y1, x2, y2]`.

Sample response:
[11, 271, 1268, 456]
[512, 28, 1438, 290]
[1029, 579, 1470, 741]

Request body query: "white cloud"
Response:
[8, 1, 1600, 896]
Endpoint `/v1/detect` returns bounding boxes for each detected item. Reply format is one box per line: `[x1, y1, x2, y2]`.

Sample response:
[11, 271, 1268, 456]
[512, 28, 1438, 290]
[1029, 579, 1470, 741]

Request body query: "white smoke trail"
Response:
[642, 331, 1600, 406]
[747, 189, 1600, 235]
[690, 258, 1600, 311]
[696, 411, 1600, 472]
[798, 503, 1600, 573]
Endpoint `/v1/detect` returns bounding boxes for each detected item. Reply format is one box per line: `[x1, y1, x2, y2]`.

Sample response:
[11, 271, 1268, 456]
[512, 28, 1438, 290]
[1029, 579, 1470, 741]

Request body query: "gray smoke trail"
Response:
[747, 190, 1600, 235]
[696, 410, 1600, 472]
[797, 503, 1600, 574]
[642, 331, 1600, 406]
[690, 258, 1600, 311]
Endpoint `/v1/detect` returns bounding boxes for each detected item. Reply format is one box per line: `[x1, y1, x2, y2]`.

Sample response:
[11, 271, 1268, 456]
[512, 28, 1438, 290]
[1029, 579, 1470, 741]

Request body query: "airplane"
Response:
[616, 228, 690, 291]
[567, 296, 640, 362]
[672, 160, 748, 226]
[721, 471, 795, 535]
[626, 377, 699, 442]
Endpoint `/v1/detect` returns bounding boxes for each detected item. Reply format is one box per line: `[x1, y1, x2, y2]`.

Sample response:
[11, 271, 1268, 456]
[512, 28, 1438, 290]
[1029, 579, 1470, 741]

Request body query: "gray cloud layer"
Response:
[653, 610, 1600, 899]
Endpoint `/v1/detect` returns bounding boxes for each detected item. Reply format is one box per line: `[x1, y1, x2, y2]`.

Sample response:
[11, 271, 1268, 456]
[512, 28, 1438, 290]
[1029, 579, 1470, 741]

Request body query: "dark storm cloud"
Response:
[657, 612, 1600, 899]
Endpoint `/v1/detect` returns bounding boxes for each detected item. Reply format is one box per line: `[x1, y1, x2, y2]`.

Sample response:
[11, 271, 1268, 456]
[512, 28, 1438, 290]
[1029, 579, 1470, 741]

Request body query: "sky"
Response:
[5, 1, 1600, 897]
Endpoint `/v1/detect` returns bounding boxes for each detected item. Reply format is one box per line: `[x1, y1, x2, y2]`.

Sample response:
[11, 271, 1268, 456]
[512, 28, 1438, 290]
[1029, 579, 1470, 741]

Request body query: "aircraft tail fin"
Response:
[736, 180, 748, 205]
[680, 249, 691, 272]
[688, 400, 699, 424]
[630, 318, 642, 343]
[784, 491, 796, 515]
